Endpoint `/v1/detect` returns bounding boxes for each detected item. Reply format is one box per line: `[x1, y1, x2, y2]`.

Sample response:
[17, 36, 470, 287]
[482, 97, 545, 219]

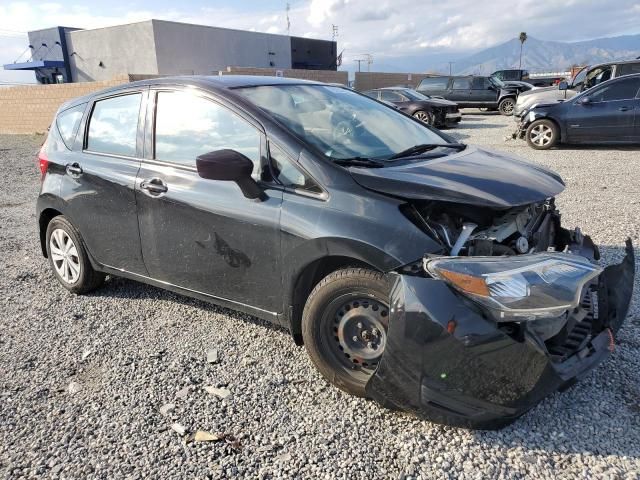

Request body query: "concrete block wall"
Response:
[0, 75, 131, 134]
[353, 72, 437, 91]
[222, 66, 348, 85]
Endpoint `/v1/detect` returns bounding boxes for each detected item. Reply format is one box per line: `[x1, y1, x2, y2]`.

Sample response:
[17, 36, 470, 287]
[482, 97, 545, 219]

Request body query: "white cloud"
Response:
[1, 0, 640, 83]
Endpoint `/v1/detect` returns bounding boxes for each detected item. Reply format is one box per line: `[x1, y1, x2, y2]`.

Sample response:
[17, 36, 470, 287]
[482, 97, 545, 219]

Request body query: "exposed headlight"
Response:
[424, 254, 602, 320]
[528, 110, 536, 122]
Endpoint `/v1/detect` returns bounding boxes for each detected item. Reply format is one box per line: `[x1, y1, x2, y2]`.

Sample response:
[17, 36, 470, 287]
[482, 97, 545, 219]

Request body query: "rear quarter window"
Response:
[56, 104, 86, 149]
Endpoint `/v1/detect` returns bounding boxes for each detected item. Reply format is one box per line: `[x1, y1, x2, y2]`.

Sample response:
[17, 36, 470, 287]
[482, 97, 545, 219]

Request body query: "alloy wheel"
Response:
[413, 111, 433, 125]
[530, 124, 554, 147]
[49, 228, 81, 284]
[501, 100, 515, 115]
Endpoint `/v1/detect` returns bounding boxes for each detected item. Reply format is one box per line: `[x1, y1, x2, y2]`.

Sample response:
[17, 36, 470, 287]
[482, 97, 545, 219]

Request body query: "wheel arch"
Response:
[38, 207, 63, 257]
[288, 255, 383, 345]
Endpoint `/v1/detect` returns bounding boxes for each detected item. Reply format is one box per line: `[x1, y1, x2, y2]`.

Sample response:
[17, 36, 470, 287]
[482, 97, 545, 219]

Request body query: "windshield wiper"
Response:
[333, 157, 385, 168]
[389, 143, 466, 160]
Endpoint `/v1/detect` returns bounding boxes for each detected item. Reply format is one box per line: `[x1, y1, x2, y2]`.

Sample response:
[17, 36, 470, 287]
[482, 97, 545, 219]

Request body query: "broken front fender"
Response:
[365, 240, 635, 429]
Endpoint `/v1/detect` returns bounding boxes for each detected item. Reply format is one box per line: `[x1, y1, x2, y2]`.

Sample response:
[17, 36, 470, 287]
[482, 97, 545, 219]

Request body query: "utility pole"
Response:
[354, 59, 363, 72]
[332, 24, 338, 41]
[286, 3, 291, 36]
[448, 62, 455, 76]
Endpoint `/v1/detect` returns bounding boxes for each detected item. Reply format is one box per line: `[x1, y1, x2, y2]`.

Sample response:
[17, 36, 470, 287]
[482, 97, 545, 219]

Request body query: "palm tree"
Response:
[519, 32, 528, 69]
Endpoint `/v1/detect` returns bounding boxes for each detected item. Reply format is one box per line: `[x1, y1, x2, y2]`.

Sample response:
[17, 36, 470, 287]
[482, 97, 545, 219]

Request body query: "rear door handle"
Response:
[140, 178, 168, 195]
[65, 163, 83, 175]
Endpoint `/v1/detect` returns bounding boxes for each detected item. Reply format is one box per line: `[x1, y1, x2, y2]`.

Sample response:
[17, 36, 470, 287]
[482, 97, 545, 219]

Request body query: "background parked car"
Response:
[492, 69, 530, 81]
[514, 59, 640, 117]
[416, 75, 521, 115]
[515, 73, 640, 149]
[362, 87, 461, 127]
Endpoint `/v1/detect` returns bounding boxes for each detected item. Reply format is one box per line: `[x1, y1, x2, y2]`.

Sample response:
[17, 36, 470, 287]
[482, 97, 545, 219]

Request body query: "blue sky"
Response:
[2, 0, 640, 83]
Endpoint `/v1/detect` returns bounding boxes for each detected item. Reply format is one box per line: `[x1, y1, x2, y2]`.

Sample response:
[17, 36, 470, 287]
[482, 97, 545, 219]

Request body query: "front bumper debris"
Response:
[365, 238, 635, 429]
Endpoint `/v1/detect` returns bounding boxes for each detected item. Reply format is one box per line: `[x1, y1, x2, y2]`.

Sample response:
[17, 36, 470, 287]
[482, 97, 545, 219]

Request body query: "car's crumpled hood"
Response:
[348, 146, 565, 208]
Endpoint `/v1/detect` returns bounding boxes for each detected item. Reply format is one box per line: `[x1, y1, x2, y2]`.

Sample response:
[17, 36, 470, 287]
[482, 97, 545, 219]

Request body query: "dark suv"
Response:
[37, 76, 634, 429]
[416, 75, 520, 115]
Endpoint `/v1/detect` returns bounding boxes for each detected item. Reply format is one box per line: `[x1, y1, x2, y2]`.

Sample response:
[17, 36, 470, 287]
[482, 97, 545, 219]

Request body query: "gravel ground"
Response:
[1, 112, 639, 479]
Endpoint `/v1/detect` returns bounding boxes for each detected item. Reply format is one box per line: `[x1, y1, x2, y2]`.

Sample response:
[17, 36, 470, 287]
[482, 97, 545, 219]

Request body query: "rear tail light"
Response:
[38, 142, 49, 181]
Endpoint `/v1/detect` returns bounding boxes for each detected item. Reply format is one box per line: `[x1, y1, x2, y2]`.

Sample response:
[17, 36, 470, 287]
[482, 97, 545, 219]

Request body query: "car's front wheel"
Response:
[498, 97, 516, 116]
[413, 110, 434, 126]
[526, 119, 559, 150]
[302, 268, 392, 396]
[46, 216, 105, 294]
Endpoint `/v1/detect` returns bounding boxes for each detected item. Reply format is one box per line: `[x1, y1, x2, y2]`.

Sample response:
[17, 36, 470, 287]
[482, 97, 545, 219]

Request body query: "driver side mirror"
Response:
[196, 149, 265, 200]
[577, 96, 591, 106]
[558, 81, 568, 91]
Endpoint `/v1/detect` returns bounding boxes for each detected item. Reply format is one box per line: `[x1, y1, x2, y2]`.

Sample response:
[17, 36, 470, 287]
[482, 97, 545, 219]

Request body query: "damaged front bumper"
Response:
[365, 239, 635, 429]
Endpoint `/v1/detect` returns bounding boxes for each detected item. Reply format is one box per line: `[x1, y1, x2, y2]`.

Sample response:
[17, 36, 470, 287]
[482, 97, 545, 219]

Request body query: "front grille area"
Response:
[546, 287, 598, 361]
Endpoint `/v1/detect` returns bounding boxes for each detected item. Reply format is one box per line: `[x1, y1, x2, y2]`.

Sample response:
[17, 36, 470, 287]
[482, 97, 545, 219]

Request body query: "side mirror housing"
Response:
[558, 81, 568, 91]
[577, 96, 591, 105]
[196, 149, 265, 200]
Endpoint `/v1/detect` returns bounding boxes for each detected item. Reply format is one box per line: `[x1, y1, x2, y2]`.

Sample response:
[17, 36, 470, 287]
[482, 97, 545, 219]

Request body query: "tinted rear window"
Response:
[452, 78, 472, 89]
[418, 77, 449, 90]
[86, 94, 142, 157]
[616, 63, 640, 76]
[56, 104, 85, 149]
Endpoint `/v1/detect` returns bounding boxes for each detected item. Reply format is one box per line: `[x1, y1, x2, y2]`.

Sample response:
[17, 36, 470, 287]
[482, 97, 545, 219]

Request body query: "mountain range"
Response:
[442, 34, 640, 75]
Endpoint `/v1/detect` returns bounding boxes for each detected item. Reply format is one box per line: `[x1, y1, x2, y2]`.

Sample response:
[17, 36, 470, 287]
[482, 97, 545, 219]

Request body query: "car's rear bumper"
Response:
[365, 238, 635, 429]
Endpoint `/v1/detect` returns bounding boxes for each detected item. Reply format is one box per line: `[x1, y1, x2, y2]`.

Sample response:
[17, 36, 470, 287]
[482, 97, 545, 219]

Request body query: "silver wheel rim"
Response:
[530, 124, 553, 147]
[332, 298, 388, 370]
[50, 228, 80, 284]
[501, 100, 514, 114]
[414, 111, 432, 124]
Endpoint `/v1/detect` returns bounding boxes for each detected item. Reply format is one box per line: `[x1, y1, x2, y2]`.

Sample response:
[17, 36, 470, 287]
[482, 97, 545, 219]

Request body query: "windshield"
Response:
[236, 85, 448, 161]
[570, 67, 588, 88]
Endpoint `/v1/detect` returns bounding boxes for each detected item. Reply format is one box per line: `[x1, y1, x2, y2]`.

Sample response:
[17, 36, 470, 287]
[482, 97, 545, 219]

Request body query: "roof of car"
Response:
[59, 75, 329, 110]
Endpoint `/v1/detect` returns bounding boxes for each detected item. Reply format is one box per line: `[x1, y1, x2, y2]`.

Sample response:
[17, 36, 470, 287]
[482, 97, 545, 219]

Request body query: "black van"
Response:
[416, 75, 520, 115]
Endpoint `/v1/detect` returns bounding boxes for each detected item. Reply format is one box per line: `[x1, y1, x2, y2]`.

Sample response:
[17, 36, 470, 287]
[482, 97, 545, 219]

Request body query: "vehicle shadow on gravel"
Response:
[90, 276, 289, 334]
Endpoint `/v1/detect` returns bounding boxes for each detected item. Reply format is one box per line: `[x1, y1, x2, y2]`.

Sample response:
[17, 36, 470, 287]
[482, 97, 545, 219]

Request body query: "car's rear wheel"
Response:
[526, 119, 559, 150]
[46, 216, 105, 294]
[302, 268, 392, 397]
[498, 97, 516, 116]
[413, 110, 434, 126]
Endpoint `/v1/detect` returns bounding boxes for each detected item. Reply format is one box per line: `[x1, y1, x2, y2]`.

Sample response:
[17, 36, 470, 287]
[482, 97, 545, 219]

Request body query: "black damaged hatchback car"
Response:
[37, 76, 634, 429]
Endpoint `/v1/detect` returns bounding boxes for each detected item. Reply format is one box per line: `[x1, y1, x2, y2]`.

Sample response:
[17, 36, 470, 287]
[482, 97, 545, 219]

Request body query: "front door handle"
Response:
[140, 178, 168, 195]
[619, 106, 632, 112]
[65, 163, 83, 175]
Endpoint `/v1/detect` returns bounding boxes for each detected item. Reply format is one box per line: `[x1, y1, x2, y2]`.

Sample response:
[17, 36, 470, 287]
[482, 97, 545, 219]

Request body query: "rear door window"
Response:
[452, 78, 472, 89]
[418, 77, 449, 91]
[86, 94, 142, 157]
[56, 104, 85, 149]
[380, 90, 405, 102]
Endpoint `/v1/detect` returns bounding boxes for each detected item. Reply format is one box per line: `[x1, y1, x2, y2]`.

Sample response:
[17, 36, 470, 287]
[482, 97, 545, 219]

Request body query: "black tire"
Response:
[525, 119, 559, 150]
[498, 97, 516, 116]
[302, 268, 392, 397]
[45, 215, 105, 294]
[413, 110, 434, 126]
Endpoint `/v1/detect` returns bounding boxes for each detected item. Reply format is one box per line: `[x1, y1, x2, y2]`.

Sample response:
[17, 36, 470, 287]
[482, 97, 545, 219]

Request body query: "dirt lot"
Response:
[0, 112, 639, 479]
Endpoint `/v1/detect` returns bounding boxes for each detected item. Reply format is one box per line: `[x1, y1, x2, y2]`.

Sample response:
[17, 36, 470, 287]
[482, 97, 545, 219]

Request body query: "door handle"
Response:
[619, 106, 632, 112]
[65, 163, 83, 175]
[140, 178, 168, 195]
